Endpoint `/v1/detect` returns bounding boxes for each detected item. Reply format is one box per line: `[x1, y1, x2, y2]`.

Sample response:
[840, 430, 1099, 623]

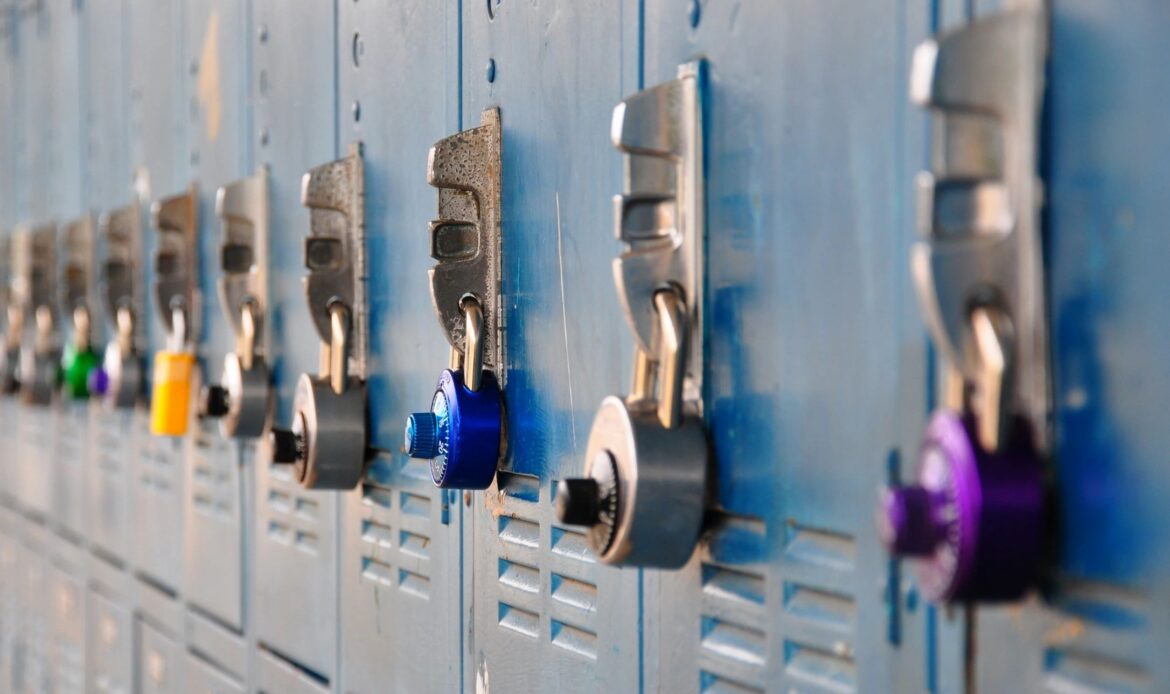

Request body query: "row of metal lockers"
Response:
[0, 0, 1166, 691]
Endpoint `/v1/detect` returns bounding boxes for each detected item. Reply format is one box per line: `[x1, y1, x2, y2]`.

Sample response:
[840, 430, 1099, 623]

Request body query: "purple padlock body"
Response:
[891, 411, 1045, 602]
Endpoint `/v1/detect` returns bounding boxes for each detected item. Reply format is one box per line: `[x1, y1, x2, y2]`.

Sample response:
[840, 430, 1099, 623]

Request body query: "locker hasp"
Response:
[880, 1, 1051, 603]
[268, 144, 368, 489]
[404, 108, 505, 491]
[147, 185, 199, 436]
[556, 61, 709, 569]
[199, 169, 273, 439]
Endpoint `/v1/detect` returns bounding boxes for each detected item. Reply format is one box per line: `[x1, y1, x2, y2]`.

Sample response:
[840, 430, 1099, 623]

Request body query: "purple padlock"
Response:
[879, 411, 1045, 602]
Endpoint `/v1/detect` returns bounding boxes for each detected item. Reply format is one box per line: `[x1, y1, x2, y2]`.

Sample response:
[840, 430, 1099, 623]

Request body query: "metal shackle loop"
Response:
[116, 306, 134, 353]
[653, 286, 688, 430]
[238, 300, 257, 370]
[461, 297, 485, 392]
[329, 301, 351, 395]
[73, 305, 91, 350]
[969, 304, 1014, 453]
[34, 305, 54, 354]
[168, 304, 187, 353]
[6, 306, 23, 351]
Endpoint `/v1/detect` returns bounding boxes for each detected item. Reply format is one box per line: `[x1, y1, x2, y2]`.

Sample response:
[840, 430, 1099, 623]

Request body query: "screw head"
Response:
[555, 478, 601, 526]
[200, 384, 231, 419]
[269, 427, 303, 464]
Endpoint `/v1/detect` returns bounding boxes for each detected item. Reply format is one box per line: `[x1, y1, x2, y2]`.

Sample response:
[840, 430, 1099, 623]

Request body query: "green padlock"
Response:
[61, 343, 100, 399]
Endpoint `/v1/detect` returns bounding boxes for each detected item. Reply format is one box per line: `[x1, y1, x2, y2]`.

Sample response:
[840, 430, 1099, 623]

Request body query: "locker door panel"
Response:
[179, 0, 251, 635]
[183, 414, 245, 629]
[128, 0, 187, 598]
[638, 1, 957, 692]
[83, 0, 130, 209]
[975, 3, 1170, 692]
[132, 422, 186, 592]
[54, 402, 90, 540]
[87, 408, 136, 562]
[334, 0, 462, 690]
[47, 560, 85, 693]
[457, 1, 641, 691]
[86, 590, 133, 694]
[251, 0, 339, 680]
[44, 0, 82, 220]
[138, 620, 182, 694]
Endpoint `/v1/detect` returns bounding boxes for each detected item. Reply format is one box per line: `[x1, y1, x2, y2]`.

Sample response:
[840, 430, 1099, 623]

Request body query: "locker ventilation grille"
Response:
[779, 518, 857, 693]
[357, 468, 433, 600]
[699, 512, 768, 693]
[489, 472, 599, 659]
[1043, 581, 1150, 693]
[266, 465, 324, 557]
[190, 425, 235, 519]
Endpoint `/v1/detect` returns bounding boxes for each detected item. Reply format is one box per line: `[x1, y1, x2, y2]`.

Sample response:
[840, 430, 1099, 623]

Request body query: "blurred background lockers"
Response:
[0, 0, 1167, 692]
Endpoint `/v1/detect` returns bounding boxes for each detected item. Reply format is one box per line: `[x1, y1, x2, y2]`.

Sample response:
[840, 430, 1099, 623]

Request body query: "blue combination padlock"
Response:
[405, 366, 501, 489]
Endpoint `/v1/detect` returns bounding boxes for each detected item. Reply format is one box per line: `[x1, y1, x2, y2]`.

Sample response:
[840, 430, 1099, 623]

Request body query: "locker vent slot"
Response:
[550, 526, 594, 563]
[783, 519, 856, 571]
[498, 602, 539, 638]
[550, 619, 597, 659]
[700, 670, 764, 694]
[783, 640, 856, 692]
[498, 559, 540, 594]
[1042, 581, 1150, 693]
[778, 517, 857, 692]
[359, 483, 433, 600]
[782, 582, 854, 633]
[550, 573, 597, 612]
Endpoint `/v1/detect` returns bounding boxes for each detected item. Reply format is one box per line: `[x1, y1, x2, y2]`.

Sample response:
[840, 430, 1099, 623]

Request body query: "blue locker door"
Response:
[128, 0, 188, 601]
[335, 2, 464, 692]
[250, 0, 339, 684]
[458, 1, 642, 691]
[976, 2, 1170, 691]
[181, 0, 251, 635]
[638, 1, 968, 692]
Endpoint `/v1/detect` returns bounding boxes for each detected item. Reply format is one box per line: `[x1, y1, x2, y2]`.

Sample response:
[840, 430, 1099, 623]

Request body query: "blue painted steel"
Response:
[0, 1, 1167, 693]
[408, 368, 502, 490]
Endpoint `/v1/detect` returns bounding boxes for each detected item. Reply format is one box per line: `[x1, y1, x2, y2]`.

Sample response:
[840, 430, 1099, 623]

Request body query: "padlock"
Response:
[406, 299, 502, 489]
[150, 350, 196, 436]
[61, 343, 100, 399]
[406, 366, 502, 490]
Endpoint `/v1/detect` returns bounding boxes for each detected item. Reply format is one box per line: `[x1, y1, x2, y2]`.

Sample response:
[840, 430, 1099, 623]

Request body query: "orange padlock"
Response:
[150, 350, 196, 436]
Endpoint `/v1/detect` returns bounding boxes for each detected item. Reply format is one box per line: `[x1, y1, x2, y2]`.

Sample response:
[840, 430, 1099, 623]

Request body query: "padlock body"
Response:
[150, 351, 196, 436]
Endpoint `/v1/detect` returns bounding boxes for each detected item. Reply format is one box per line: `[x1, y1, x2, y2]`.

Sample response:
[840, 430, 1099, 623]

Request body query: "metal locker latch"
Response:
[92, 203, 147, 409]
[556, 61, 709, 569]
[403, 108, 505, 491]
[269, 143, 368, 490]
[198, 169, 273, 439]
[878, 1, 1050, 603]
[59, 215, 100, 400]
[148, 185, 200, 436]
[15, 224, 61, 406]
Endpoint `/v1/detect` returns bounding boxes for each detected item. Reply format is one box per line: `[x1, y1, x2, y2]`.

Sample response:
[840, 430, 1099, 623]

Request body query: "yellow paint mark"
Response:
[197, 12, 222, 142]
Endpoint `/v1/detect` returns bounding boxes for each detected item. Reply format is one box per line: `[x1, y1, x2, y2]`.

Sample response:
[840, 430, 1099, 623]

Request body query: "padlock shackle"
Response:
[238, 299, 258, 370]
[328, 301, 350, 395]
[653, 287, 688, 430]
[461, 297, 485, 392]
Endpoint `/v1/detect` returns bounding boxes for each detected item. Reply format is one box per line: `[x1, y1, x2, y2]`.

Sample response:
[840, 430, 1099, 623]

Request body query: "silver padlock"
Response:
[201, 170, 274, 438]
[269, 145, 368, 490]
[558, 62, 710, 569]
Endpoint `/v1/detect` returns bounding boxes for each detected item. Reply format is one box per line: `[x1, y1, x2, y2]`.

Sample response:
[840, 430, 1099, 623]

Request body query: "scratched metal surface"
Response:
[180, 1, 252, 663]
[250, 0, 339, 684]
[336, 1, 463, 692]
[0, 1, 1168, 693]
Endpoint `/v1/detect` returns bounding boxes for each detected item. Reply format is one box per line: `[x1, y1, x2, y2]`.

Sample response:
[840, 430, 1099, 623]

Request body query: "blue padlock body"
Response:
[429, 368, 502, 489]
